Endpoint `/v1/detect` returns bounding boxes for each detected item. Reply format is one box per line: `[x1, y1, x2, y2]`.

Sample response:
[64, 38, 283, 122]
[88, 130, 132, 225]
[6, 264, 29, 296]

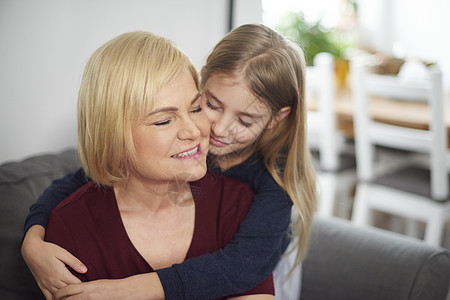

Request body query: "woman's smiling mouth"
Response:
[171, 145, 202, 159]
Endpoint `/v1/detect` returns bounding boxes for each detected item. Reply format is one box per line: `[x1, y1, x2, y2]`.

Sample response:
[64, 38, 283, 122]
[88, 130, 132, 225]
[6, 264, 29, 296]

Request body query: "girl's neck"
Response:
[214, 147, 255, 171]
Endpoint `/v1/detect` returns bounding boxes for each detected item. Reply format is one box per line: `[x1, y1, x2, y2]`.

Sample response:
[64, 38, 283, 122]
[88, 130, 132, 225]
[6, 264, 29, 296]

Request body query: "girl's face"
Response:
[130, 71, 210, 185]
[201, 72, 273, 158]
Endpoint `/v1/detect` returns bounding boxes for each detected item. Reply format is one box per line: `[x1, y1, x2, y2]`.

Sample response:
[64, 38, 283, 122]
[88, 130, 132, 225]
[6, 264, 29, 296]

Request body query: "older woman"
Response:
[42, 31, 273, 299]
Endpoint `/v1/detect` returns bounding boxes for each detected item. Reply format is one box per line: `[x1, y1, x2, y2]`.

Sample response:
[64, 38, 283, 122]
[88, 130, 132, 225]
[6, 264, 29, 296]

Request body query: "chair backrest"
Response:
[350, 58, 447, 200]
[306, 52, 338, 171]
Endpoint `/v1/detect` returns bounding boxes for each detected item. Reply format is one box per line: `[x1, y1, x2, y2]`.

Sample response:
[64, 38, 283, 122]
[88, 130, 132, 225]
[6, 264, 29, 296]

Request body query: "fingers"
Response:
[54, 284, 83, 300]
[60, 274, 82, 286]
[22, 227, 86, 295]
[41, 287, 53, 300]
[55, 247, 87, 275]
[28, 246, 82, 292]
[31, 267, 63, 295]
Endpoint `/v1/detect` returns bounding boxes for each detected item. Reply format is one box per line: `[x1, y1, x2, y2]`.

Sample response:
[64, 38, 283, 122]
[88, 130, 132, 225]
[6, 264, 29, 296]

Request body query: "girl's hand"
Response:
[21, 225, 87, 296]
[54, 273, 165, 300]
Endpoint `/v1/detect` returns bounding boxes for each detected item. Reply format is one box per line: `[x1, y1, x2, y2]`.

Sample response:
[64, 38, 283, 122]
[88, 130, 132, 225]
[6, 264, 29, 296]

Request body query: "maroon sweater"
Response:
[45, 170, 273, 297]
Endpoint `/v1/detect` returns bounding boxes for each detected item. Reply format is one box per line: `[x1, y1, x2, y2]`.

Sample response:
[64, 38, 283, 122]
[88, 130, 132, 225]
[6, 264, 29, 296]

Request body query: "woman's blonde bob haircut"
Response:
[77, 31, 199, 186]
[202, 24, 317, 266]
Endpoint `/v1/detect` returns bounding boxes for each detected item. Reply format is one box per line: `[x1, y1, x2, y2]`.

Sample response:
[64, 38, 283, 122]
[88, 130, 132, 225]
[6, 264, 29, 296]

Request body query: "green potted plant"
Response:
[276, 12, 350, 87]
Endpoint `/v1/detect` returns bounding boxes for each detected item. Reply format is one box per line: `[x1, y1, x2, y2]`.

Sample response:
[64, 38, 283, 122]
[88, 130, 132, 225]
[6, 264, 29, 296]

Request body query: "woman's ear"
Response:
[267, 107, 291, 130]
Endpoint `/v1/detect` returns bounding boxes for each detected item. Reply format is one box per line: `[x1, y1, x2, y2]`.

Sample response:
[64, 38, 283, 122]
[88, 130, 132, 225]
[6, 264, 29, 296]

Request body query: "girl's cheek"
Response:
[204, 109, 215, 125]
[235, 130, 255, 143]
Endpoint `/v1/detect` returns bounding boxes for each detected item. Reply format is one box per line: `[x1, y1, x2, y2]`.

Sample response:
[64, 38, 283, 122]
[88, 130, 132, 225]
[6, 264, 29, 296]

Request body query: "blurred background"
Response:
[1, 0, 449, 164]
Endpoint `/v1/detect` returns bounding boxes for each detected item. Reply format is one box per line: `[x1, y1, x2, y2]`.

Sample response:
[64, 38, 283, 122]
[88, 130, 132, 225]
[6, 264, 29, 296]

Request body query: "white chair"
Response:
[306, 52, 339, 172]
[350, 57, 450, 246]
[307, 53, 354, 217]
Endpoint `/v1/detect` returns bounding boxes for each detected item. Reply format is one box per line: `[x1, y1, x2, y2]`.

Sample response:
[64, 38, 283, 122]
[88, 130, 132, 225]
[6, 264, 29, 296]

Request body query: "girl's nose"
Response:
[211, 114, 234, 138]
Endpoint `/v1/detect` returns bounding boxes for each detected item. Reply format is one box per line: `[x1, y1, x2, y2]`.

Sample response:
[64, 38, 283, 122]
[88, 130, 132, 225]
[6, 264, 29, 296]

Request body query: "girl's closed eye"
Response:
[206, 100, 220, 110]
[238, 118, 253, 128]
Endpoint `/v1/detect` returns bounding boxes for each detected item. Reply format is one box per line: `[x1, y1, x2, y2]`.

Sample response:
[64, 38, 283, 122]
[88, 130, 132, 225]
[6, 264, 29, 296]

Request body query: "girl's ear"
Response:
[267, 106, 291, 130]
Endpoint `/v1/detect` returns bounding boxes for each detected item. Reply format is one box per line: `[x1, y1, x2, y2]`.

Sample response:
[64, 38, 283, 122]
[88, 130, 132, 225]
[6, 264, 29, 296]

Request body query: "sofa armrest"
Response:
[301, 216, 450, 300]
[0, 149, 80, 300]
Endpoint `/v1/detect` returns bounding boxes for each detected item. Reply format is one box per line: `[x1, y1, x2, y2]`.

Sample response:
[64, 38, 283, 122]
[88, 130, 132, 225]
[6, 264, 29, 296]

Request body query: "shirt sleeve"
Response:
[156, 162, 292, 299]
[23, 168, 88, 233]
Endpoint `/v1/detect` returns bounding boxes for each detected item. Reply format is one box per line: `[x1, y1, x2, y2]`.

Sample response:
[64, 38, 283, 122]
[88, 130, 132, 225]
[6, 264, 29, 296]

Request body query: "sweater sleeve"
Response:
[156, 160, 292, 299]
[23, 168, 88, 233]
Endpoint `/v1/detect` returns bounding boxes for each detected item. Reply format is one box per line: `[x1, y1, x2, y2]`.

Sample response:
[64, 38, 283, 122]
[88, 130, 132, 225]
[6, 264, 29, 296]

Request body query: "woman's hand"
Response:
[54, 273, 165, 300]
[21, 225, 87, 297]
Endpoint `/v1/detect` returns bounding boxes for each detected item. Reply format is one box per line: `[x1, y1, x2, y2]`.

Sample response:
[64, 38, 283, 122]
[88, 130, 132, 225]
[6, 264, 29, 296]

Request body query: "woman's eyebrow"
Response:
[191, 93, 202, 104]
[148, 107, 177, 116]
[147, 93, 201, 117]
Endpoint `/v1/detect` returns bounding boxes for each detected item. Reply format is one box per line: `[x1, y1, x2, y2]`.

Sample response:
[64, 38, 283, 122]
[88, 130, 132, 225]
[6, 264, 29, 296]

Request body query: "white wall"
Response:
[233, 0, 263, 28]
[0, 0, 262, 164]
[357, 0, 450, 92]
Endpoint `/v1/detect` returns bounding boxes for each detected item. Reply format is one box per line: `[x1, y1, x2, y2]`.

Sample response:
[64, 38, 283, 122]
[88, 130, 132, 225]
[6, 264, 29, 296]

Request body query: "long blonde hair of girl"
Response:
[201, 24, 317, 265]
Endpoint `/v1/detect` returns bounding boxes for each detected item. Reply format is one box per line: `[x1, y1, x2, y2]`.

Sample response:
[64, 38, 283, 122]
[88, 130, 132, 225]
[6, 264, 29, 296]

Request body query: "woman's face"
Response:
[201, 72, 273, 157]
[131, 70, 210, 184]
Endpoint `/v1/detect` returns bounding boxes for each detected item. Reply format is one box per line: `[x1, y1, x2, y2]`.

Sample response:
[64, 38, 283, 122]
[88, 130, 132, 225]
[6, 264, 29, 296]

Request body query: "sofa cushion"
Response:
[302, 216, 450, 300]
[0, 149, 80, 300]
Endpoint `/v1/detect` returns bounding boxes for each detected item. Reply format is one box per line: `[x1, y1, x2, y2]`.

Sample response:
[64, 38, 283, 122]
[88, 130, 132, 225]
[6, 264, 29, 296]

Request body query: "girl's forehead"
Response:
[206, 79, 271, 116]
[207, 72, 240, 85]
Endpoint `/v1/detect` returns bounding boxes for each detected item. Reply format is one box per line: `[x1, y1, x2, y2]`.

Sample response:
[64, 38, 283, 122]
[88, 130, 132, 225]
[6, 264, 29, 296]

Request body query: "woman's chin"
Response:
[190, 167, 208, 181]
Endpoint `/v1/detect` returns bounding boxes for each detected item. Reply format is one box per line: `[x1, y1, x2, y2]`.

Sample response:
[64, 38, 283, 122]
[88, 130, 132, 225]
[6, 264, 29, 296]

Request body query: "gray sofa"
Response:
[1, 149, 449, 300]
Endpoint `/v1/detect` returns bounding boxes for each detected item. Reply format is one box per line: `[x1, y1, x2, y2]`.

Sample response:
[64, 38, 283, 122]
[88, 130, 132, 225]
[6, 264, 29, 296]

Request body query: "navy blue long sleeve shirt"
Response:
[24, 154, 292, 299]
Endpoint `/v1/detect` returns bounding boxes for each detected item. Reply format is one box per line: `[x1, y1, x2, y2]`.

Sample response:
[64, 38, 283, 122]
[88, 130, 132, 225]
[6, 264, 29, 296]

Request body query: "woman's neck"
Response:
[113, 174, 195, 270]
[114, 176, 193, 213]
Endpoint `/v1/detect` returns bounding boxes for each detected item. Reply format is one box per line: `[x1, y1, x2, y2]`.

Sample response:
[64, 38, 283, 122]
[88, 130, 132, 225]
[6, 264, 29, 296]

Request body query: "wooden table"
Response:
[307, 87, 450, 147]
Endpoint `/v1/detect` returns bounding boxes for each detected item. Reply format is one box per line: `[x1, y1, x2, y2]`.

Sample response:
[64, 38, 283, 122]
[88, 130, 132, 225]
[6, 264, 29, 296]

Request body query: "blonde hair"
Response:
[78, 31, 198, 186]
[202, 24, 317, 265]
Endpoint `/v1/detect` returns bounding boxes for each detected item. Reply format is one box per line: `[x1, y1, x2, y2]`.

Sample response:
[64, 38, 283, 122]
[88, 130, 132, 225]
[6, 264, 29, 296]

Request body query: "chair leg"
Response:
[405, 219, 422, 239]
[424, 214, 444, 246]
[316, 173, 336, 217]
[389, 216, 405, 235]
[351, 183, 372, 226]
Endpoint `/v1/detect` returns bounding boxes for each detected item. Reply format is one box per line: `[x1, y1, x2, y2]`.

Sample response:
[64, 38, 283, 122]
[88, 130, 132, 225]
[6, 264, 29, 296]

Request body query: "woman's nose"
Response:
[178, 117, 202, 140]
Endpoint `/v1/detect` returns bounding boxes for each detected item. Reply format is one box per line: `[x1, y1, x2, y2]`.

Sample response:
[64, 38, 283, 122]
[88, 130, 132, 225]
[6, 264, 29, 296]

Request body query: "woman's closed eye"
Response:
[190, 105, 203, 113]
[153, 119, 171, 126]
[151, 106, 201, 126]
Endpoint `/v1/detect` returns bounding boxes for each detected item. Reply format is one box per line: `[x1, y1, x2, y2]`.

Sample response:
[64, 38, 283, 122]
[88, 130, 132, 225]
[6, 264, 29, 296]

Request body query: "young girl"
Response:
[21, 24, 316, 299]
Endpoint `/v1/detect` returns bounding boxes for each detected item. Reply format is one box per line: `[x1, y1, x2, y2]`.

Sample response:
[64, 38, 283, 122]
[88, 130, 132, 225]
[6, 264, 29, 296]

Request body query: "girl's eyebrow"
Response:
[206, 89, 264, 119]
[147, 93, 201, 116]
[240, 111, 264, 119]
[205, 90, 222, 104]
